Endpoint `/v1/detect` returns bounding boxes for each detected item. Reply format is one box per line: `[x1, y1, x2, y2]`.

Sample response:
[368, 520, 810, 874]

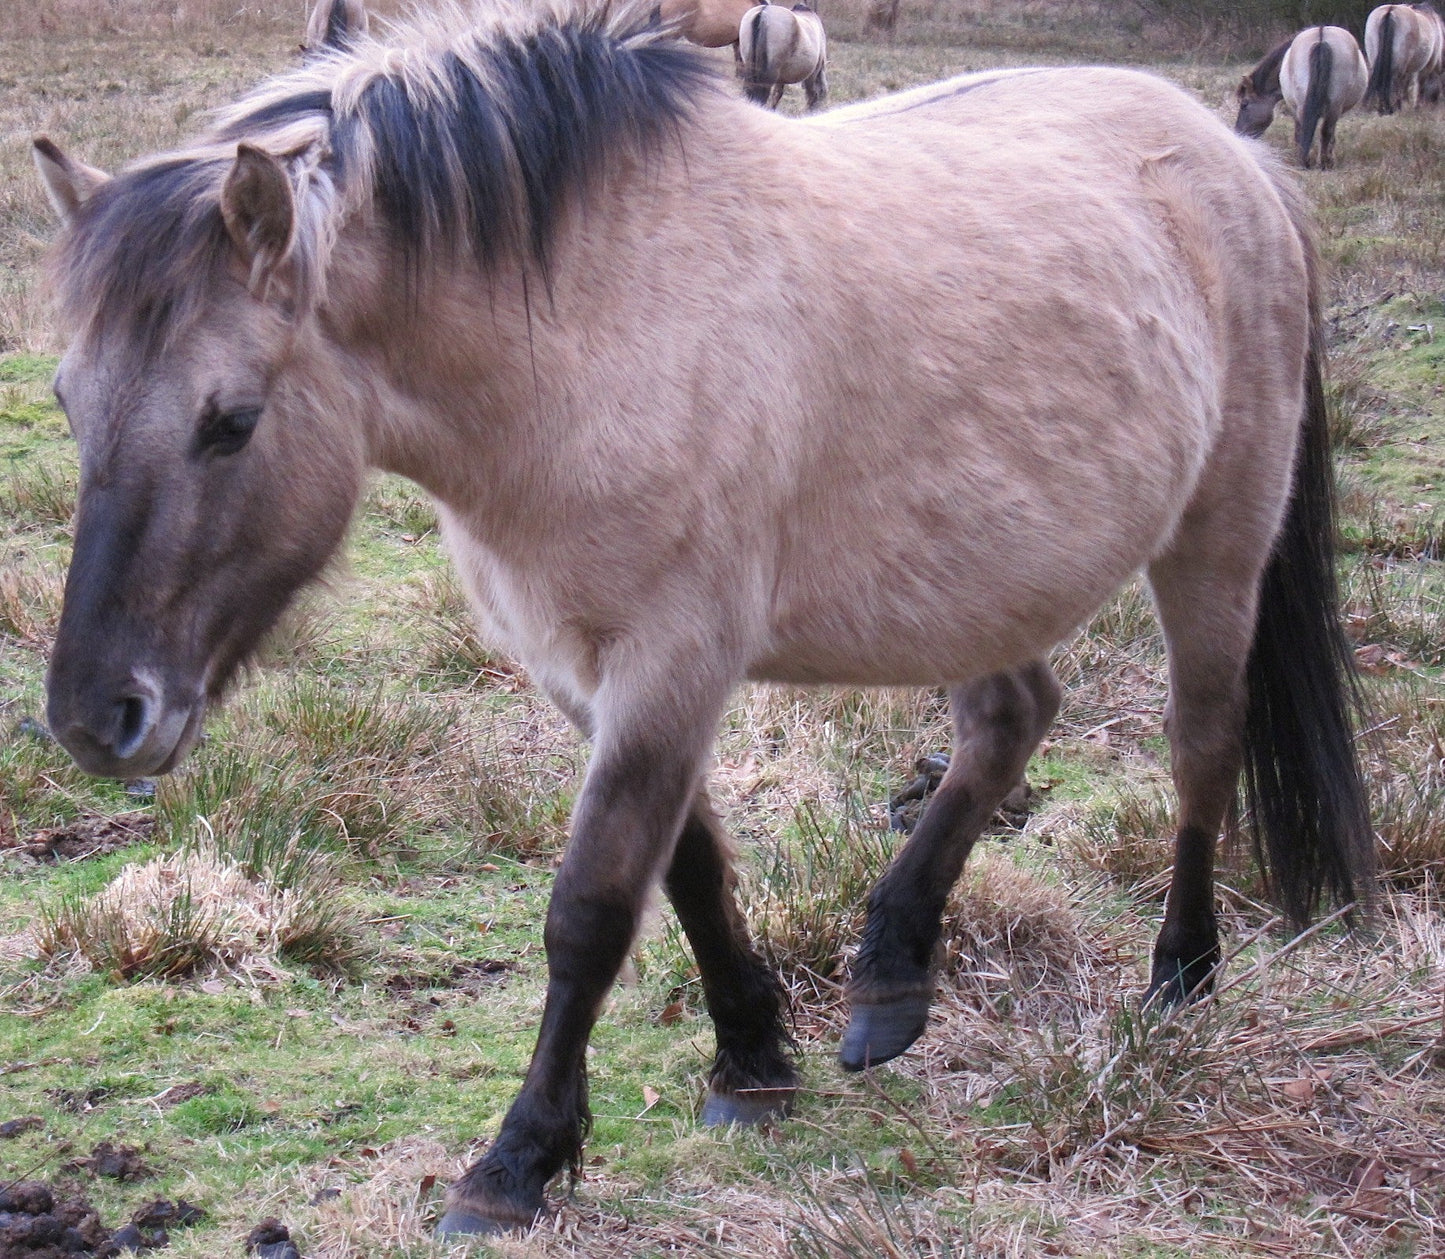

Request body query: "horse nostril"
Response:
[112, 693, 155, 761]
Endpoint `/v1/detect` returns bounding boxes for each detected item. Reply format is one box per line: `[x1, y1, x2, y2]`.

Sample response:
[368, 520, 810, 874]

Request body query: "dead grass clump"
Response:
[939, 848, 1097, 1014]
[0, 560, 64, 647]
[1359, 676, 1445, 883]
[1343, 560, 1445, 667]
[1052, 581, 1165, 741]
[1068, 787, 1175, 894]
[407, 569, 522, 688]
[364, 476, 438, 540]
[745, 801, 894, 993]
[0, 455, 76, 532]
[35, 841, 364, 981]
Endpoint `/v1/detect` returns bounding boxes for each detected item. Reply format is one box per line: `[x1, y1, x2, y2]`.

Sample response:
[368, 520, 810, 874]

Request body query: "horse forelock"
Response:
[52, 0, 717, 351]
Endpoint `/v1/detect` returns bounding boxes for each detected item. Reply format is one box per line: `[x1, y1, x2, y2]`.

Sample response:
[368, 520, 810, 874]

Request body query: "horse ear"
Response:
[219, 144, 297, 300]
[304, 0, 367, 52]
[33, 137, 111, 226]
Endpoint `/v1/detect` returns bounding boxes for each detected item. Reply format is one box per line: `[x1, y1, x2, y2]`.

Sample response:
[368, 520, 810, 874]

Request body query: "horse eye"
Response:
[195, 406, 261, 457]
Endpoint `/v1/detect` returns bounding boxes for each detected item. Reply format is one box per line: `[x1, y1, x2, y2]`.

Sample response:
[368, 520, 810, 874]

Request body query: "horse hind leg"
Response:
[803, 61, 828, 110]
[842, 659, 1060, 1070]
[1321, 113, 1340, 169]
[664, 795, 799, 1125]
[767, 81, 786, 109]
[1142, 550, 1260, 1006]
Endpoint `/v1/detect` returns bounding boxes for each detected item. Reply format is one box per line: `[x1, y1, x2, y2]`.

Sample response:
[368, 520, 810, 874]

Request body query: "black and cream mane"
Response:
[54, 0, 718, 352]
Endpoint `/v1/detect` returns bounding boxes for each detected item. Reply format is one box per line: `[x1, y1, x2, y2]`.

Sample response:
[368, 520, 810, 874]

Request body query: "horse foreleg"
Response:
[767, 82, 785, 109]
[437, 702, 719, 1236]
[664, 794, 798, 1125]
[842, 659, 1060, 1070]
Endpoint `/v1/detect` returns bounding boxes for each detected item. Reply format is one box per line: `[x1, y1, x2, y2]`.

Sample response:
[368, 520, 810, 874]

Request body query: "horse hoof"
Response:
[700, 1084, 795, 1127]
[1143, 956, 1218, 1009]
[434, 1207, 513, 1238]
[839, 994, 930, 1071]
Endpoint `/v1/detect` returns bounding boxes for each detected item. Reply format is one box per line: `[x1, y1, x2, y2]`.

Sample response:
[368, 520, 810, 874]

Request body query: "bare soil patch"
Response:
[1, 813, 154, 864]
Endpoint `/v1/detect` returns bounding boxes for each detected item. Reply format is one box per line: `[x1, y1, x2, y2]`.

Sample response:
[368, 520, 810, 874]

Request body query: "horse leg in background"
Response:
[1142, 553, 1258, 1006]
[841, 660, 1061, 1070]
[664, 795, 799, 1125]
[1292, 114, 1313, 168]
[803, 60, 828, 110]
[767, 82, 786, 108]
[438, 694, 722, 1236]
[1321, 113, 1340, 169]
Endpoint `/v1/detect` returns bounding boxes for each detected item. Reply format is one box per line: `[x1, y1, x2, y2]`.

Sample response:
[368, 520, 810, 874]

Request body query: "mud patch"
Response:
[65, 1142, 152, 1182]
[2, 812, 154, 863]
[0, 1117, 43, 1139]
[383, 958, 511, 1032]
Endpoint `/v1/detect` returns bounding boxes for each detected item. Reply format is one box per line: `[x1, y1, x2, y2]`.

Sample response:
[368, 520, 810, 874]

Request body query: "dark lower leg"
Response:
[663, 798, 797, 1123]
[1146, 824, 1223, 1004]
[844, 660, 1060, 1069]
[439, 728, 706, 1235]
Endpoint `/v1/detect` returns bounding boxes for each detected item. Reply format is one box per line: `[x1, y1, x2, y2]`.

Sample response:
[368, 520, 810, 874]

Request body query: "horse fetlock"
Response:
[839, 991, 932, 1071]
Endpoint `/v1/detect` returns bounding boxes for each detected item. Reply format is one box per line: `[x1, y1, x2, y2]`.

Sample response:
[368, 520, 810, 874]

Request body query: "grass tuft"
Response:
[35, 839, 365, 981]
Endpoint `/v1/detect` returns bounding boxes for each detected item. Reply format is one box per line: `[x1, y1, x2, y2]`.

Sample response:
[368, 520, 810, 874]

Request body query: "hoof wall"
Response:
[700, 1085, 795, 1128]
[1143, 956, 1219, 1010]
[435, 1207, 512, 1239]
[840, 995, 929, 1071]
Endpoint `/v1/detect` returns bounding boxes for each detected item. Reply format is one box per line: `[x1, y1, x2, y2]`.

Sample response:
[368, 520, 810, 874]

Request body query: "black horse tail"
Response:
[1366, 7, 1397, 112]
[1299, 31, 1333, 165]
[744, 5, 771, 103]
[1242, 210, 1374, 929]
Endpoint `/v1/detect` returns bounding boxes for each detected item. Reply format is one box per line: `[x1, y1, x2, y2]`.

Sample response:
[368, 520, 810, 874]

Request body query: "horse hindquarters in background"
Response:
[740, 1, 827, 109]
[1366, 4, 1432, 110]
[1284, 26, 1368, 167]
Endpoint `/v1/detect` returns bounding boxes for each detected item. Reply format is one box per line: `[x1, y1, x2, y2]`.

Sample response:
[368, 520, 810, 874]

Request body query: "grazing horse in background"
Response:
[34, 0, 1372, 1239]
[740, 0, 827, 109]
[1239, 26, 1368, 167]
[1415, 2, 1445, 100]
[1235, 36, 1293, 135]
[302, 0, 367, 57]
[1365, 3, 1436, 111]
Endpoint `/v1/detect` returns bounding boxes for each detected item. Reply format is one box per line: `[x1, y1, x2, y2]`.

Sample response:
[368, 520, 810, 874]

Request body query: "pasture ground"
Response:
[2, 2, 1445, 1255]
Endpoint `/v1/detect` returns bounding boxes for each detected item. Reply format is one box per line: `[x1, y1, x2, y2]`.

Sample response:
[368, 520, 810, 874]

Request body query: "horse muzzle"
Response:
[46, 666, 204, 779]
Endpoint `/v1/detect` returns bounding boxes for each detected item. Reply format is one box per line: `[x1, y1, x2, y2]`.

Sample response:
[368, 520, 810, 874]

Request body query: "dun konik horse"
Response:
[1236, 26, 1368, 167]
[301, 0, 367, 57]
[658, 0, 754, 49]
[1415, 2, 1445, 100]
[1365, 2, 1438, 111]
[34, 0, 1372, 1238]
[739, 0, 827, 109]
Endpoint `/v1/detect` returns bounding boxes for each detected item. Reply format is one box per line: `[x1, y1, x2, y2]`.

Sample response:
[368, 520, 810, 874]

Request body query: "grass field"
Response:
[2, 2, 1445, 1256]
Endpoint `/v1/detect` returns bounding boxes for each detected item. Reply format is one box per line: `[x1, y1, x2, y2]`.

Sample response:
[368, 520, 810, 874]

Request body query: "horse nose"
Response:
[112, 683, 160, 762]
[48, 671, 164, 774]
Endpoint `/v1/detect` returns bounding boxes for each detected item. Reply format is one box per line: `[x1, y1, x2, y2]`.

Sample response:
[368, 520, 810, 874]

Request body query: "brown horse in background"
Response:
[34, 0, 1372, 1239]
